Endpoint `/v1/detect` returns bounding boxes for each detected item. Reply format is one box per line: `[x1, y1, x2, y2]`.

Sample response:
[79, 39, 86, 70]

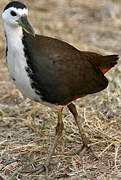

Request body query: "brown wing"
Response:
[23, 31, 109, 105]
[82, 51, 119, 74]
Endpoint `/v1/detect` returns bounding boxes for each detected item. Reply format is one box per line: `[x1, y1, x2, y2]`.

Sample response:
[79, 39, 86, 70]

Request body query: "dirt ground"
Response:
[0, 0, 121, 179]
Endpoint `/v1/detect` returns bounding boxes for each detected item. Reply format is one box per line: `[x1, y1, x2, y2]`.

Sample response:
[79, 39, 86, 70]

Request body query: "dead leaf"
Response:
[4, 162, 19, 174]
[0, 164, 4, 171]
[0, 175, 3, 180]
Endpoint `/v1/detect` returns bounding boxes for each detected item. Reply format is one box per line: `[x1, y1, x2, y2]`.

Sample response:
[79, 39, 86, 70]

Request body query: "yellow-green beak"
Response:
[18, 16, 35, 36]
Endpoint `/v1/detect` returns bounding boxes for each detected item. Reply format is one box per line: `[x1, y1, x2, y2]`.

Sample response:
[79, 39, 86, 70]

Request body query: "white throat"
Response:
[4, 22, 23, 46]
[4, 23, 40, 101]
[4, 22, 25, 80]
[4, 22, 25, 81]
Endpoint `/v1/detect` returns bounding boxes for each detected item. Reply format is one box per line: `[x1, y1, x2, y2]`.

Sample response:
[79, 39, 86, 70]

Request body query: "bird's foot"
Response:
[69, 138, 98, 160]
[79, 135, 98, 159]
[75, 143, 98, 159]
[19, 162, 49, 175]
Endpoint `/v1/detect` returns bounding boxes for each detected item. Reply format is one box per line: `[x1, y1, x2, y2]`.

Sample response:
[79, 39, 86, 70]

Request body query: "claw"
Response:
[19, 163, 49, 175]
[68, 103, 99, 160]
[71, 144, 99, 160]
[19, 107, 64, 175]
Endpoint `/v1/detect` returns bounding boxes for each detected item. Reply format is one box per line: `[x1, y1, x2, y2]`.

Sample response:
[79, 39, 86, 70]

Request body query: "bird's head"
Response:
[2, 1, 35, 36]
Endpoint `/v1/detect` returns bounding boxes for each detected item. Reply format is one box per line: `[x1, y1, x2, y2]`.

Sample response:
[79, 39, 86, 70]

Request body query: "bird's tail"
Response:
[100, 55, 119, 74]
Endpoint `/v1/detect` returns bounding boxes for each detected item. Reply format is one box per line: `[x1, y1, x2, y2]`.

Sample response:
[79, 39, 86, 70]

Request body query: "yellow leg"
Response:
[20, 107, 64, 174]
[45, 107, 64, 167]
[68, 103, 95, 157]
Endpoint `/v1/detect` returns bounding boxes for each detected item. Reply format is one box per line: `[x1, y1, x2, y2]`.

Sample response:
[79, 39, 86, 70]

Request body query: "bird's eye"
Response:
[10, 11, 17, 16]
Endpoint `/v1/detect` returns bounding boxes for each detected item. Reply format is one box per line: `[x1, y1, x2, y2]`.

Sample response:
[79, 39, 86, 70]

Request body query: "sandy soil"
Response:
[0, 0, 121, 179]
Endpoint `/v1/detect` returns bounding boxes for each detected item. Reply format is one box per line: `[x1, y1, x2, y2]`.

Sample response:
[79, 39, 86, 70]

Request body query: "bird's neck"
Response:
[4, 23, 23, 50]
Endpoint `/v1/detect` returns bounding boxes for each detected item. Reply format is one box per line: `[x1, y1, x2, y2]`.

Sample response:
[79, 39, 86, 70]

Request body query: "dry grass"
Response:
[0, 0, 121, 179]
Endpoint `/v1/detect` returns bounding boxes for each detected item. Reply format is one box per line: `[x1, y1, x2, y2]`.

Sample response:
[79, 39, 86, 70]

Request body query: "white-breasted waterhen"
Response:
[2, 1, 119, 174]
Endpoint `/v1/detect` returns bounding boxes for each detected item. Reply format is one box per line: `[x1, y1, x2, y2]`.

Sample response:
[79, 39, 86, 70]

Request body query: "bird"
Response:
[2, 1, 119, 174]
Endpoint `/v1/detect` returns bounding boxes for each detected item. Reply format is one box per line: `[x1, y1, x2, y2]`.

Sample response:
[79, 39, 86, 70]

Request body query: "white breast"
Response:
[5, 24, 39, 101]
[4, 23, 59, 108]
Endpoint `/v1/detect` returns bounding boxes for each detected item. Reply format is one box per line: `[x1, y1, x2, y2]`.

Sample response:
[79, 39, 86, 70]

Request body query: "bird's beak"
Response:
[18, 16, 35, 36]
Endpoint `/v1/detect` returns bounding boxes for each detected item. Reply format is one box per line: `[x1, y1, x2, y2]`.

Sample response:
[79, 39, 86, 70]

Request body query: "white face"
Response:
[2, 7, 28, 26]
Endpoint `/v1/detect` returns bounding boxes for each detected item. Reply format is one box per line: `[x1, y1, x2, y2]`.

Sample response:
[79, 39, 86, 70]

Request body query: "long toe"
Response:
[73, 144, 98, 160]
[19, 163, 49, 175]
